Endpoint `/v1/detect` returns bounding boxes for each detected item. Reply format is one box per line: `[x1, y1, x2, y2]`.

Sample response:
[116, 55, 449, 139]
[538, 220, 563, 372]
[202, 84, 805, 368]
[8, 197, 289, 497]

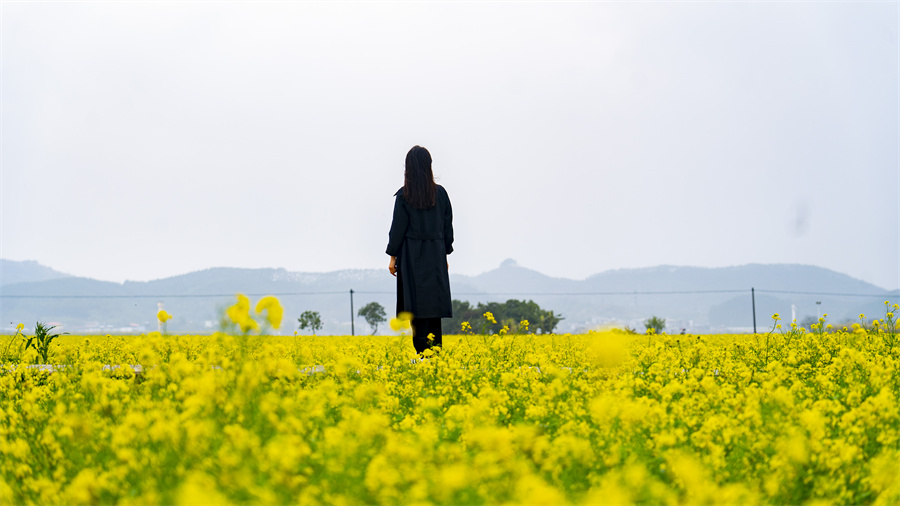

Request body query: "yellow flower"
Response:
[772, 313, 780, 321]
[520, 319, 529, 331]
[227, 293, 257, 333]
[227, 294, 251, 323]
[484, 311, 497, 324]
[389, 312, 413, 332]
[157, 310, 172, 323]
[239, 317, 258, 333]
[461, 321, 472, 332]
[176, 471, 230, 506]
[15, 323, 24, 331]
[255, 296, 284, 329]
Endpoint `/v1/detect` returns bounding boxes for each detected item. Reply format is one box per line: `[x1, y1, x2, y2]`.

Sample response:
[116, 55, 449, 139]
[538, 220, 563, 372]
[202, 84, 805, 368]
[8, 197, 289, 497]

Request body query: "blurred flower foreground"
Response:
[1, 310, 899, 505]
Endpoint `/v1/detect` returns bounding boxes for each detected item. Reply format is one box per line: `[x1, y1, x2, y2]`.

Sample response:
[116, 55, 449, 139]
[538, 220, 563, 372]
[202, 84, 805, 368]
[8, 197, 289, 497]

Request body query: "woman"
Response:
[386, 145, 453, 354]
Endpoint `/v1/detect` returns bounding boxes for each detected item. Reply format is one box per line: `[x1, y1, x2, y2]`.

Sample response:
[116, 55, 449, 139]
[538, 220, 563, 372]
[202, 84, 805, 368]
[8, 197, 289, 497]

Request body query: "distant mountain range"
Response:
[1, 258, 896, 335]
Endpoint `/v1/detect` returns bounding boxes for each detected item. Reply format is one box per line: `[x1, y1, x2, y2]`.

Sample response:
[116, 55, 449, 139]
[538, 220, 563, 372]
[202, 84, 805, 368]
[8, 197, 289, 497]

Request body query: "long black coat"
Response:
[386, 185, 454, 319]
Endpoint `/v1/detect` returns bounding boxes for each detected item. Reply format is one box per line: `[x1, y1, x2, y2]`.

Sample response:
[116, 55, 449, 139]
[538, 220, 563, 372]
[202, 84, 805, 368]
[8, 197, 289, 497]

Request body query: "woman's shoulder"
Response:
[437, 185, 451, 205]
[394, 188, 404, 197]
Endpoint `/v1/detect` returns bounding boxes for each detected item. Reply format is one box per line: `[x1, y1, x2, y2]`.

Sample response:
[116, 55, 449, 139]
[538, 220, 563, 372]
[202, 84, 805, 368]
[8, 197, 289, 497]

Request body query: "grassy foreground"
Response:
[1, 323, 899, 505]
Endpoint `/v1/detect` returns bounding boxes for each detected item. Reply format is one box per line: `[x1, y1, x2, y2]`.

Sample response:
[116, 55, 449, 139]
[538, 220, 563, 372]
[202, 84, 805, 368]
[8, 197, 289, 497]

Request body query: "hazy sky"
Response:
[2, 1, 899, 290]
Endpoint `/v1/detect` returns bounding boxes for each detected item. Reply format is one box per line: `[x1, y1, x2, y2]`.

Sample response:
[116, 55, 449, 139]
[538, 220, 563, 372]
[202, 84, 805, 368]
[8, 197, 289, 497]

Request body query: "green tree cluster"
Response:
[644, 315, 666, 334]
[445, 299, 563, 335]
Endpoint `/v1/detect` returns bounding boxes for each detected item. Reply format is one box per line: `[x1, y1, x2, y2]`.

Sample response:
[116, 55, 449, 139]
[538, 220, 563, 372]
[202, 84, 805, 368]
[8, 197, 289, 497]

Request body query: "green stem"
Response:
[1, 330, 22, 361]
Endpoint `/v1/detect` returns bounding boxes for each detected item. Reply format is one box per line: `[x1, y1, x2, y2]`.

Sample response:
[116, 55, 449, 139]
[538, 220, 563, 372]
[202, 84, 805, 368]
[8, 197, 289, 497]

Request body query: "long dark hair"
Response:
[403, 145, 436, 209]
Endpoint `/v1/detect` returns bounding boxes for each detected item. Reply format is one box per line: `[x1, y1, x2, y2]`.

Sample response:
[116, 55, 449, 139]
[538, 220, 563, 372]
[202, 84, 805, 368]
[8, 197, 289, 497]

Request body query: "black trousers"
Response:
[412, 317, 443, 354]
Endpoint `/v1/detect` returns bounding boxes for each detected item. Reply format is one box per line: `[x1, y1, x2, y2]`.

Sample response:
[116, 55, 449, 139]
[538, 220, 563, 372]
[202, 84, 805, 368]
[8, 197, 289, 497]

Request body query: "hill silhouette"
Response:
[1, 259, 71, 286]
[1, 259, 896, 334]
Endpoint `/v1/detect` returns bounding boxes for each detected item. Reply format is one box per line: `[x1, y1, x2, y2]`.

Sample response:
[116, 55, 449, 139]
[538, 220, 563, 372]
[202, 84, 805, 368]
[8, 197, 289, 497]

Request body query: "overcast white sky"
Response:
[2, 1, 898, 290]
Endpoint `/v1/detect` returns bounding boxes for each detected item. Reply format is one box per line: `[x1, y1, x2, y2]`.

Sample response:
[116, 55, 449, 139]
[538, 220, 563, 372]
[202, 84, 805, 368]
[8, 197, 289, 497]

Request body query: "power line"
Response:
[339, 289, 750, 296]
[454, 289, 749, 296]
[0, 291, 348, 299]
[1, 288, 895, 299]
[756, 289, 898, 298]
[0, 289, 746, 299]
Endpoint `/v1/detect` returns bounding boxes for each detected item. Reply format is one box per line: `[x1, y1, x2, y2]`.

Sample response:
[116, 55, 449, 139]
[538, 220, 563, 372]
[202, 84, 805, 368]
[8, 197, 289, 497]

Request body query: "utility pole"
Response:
[350, 289, 355, 336]
[751, 287, 757, 334]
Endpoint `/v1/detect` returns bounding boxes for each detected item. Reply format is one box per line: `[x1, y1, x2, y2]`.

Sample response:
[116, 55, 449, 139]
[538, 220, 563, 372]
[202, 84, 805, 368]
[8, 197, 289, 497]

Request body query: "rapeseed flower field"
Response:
[1, 309, 898, 505]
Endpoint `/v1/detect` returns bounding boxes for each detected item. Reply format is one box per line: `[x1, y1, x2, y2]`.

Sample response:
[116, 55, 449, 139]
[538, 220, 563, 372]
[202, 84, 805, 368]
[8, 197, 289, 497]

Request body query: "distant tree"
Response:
[504, 299, 562, 334]
[534, 309, 564, 334]
[446, 300, 480, 334]
[799, 315, 818, 330]
[298, 311, 323, 335]
[644, 315, 666, 334]
[444, 299, 563, 334]
[358, 302, 387, 335]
